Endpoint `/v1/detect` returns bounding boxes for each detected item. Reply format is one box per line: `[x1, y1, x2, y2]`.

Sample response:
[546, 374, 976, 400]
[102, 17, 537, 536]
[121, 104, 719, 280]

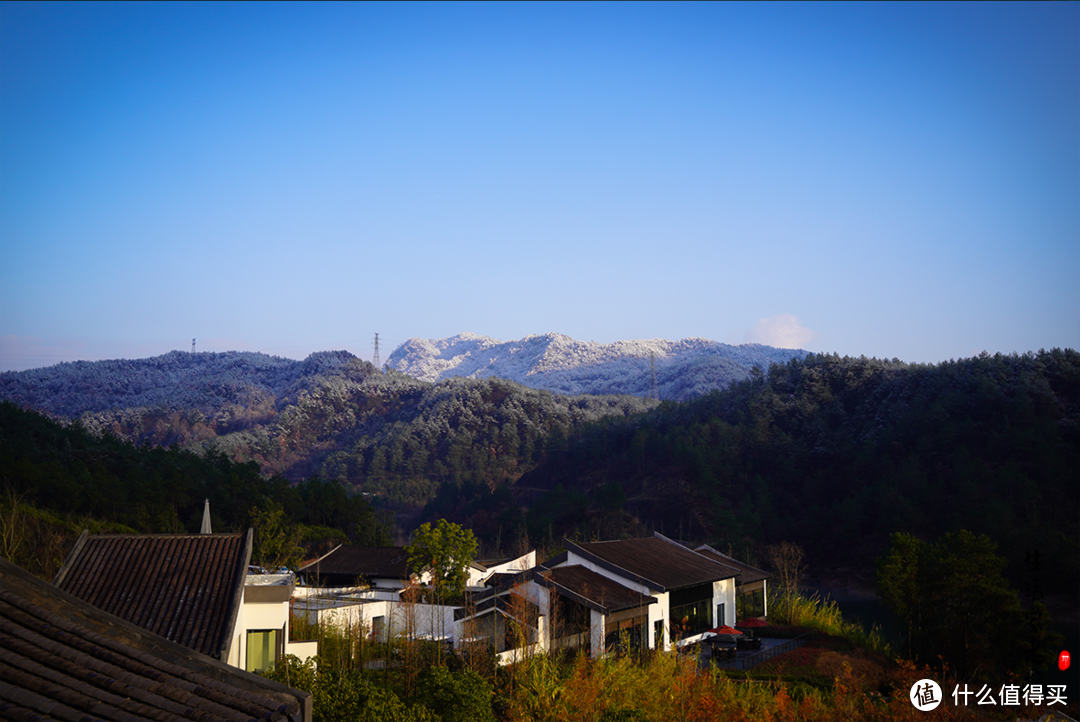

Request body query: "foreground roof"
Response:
[693, 544, 772, 585]
[53, 531, 251, 659]
[565, 536, 738, 592]
[297, 544, 410, 580]
[1, 556, 311, 722]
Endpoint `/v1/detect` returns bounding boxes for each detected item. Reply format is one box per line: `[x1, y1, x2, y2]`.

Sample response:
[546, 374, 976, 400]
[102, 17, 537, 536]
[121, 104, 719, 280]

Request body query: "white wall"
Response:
[714, 578, 736, 627]
[229, 575, 317, 670]
[468, 550, 538, 587]
[293, 597, 458, 644]
[562, 551, 674, 651]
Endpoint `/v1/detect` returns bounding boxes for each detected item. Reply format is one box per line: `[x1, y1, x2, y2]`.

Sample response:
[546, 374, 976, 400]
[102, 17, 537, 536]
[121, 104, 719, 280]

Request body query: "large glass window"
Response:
[246, 629, 280, 673]
[670, 584, 713, 637]
[670, 599, 711, 637]
[604, 618, 647, 653]
[738, 588, 766, 619]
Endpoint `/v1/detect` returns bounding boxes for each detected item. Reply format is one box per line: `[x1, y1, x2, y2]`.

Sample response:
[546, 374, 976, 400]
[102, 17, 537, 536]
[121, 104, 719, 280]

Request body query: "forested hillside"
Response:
[490, 349, 1079, 592]
[0, 351, 656, 492]
[0, 349, 362, 418]
[0, 401, 389, 577]
[2, 348, 1076, 599]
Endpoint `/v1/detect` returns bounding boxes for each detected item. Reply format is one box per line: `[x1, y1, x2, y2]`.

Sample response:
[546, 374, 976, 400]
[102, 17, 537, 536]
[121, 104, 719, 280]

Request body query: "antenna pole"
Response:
[192, 338, 196, 354]
[373, 333, 380, 368]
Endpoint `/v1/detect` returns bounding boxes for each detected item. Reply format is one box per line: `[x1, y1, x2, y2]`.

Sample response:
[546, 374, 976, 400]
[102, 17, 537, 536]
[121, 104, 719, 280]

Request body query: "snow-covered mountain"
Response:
[386, 332, 808, 400]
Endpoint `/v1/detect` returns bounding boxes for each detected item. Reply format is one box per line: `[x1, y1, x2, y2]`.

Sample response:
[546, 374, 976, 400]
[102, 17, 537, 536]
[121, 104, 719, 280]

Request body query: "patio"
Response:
[695, 635, 806, 671]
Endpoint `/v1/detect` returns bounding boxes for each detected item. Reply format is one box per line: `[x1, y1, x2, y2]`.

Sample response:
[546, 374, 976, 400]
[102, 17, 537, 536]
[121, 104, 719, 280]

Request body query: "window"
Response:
[670, 584, 713, 637]
[372, 616, 385, 642]
[737, 588, 765, 619]
[670, 599, 711, 637]
[604, 618, 646, 653]
[246, 629, 281, 673]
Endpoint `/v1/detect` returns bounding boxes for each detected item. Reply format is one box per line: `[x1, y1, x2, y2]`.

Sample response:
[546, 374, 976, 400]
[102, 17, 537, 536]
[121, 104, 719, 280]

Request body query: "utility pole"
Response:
[373, 333, 381, 369]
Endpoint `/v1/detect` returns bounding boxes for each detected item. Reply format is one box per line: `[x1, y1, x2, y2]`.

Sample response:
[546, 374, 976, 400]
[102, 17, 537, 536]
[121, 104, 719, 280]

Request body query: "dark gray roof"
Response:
[693, 545, 772, 585]
[565, 536, 738, 592]
[54, 531, 251, 660]
[1, 556, 311, 722]
[297, 545, 410, 581]
[535, 565, 656, 615]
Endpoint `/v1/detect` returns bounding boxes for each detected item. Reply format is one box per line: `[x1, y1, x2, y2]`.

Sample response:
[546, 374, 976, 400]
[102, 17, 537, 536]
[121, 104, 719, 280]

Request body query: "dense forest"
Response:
[0, 401, 390, 577]
[505, 350, 1079, 590]
[2, 349, 1077, 602]
[0, 351, 656, 504]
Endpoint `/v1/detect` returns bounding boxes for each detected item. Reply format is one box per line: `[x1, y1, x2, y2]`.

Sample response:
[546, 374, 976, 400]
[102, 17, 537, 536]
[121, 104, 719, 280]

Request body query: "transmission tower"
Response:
[372, 333, 381, 368]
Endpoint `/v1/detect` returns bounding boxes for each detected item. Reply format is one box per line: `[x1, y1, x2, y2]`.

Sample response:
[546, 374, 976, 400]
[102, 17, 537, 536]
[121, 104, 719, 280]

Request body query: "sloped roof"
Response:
[297, 544, 410, 580]
[536, 565, 656, 615]
[565, 537, 738, 592]
[1, 556, 311, 722]
[53, 531, 251, 660]
[693, 545, 772, 585]
[454, 587, 541, 624]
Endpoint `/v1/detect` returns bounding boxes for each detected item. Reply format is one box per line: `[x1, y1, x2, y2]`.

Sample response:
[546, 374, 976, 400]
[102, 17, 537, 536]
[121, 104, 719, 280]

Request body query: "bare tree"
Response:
[766, 541, 805, 593]
[766, 541, 806, 622]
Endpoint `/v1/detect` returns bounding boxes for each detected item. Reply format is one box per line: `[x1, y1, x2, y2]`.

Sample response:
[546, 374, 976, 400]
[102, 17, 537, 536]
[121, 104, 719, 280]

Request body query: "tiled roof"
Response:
[565, 537, 738, 592]
[297, 545, 410, 581]
[53, 531, 250, 660]
[693, 545, 772, 585]
[1, 556, 311, 722]
[535, 565, 656, 615]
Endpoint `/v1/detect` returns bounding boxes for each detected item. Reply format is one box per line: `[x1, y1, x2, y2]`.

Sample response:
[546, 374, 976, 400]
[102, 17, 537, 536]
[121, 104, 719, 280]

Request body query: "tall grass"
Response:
[767, 588, 893, 658]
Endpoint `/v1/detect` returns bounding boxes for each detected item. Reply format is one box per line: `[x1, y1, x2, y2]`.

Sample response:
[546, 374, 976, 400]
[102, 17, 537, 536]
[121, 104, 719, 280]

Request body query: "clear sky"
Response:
[2, 2, 1077, 371]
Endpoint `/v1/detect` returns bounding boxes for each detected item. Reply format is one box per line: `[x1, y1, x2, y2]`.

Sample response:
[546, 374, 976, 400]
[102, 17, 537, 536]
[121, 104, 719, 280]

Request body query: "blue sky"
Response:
[2, 2, 1077, 371]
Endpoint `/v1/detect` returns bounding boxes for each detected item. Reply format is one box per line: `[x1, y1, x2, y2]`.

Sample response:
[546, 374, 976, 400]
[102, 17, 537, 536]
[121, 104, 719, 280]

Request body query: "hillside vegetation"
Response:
[0, 351, 656, 498]
[499, 349, 1078, 591]
[2, 348, 1077, 597]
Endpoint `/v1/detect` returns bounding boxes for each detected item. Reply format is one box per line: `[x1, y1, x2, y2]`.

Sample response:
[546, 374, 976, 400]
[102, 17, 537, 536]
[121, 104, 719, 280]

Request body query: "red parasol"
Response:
[736, 618, 768, 638]
[707, 625, 742, 636]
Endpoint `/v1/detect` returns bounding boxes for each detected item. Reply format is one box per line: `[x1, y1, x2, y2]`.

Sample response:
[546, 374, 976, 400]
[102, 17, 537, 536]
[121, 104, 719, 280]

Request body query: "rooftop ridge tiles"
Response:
[55, 533, 249, 660]
[1, 649, 182, 722]
[2, 605, 239, 722]
[3, 589, 289, 720]
[5, 557, 306, 721]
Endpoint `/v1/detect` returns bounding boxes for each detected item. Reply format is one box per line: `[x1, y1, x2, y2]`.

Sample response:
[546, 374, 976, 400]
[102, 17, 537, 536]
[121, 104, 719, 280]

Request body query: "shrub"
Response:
[416, 665, 495, 722]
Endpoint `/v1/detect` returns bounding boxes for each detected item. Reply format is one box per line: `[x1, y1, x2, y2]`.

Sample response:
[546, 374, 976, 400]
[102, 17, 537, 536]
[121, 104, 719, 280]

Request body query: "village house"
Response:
[296, 534, 766, 665]
[540, 534, 741, 652]
[292, 546, 536, 646]
[297, 544, 413, 594]
[2, 556, 313, 721]
[694, 543, 770, 619]
[53, 530, 317, 674]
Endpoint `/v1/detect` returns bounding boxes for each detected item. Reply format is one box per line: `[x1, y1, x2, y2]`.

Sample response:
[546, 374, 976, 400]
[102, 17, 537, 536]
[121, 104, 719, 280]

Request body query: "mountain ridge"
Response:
[0, 333, 809, 417]
[386, 332, 809, 400]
